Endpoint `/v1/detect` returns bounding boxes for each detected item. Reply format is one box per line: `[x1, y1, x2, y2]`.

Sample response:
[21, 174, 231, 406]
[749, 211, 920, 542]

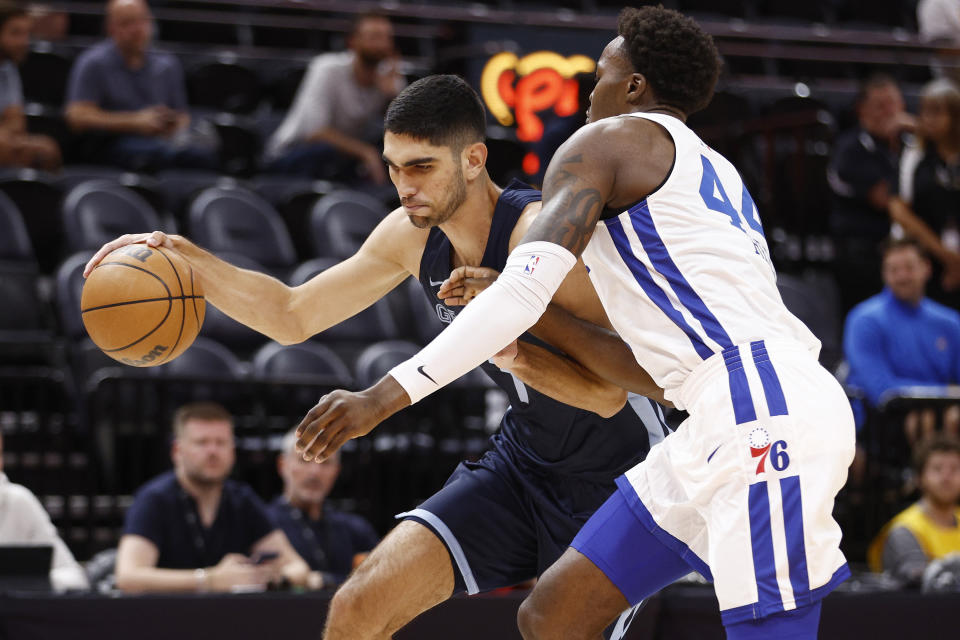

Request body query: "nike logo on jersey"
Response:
[429, 278, 445, 287]
[417, 366, 437, 384]
[707, 444, 721, 463]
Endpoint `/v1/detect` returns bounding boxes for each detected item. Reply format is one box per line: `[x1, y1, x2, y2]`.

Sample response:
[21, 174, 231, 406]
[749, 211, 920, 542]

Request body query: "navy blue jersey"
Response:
[417, 179, 667, 480]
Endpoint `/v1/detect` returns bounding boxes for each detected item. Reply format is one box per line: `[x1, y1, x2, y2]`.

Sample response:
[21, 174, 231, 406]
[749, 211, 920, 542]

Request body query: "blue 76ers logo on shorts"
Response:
[524, 255, 540, 274]
[749, 427, 790, 474]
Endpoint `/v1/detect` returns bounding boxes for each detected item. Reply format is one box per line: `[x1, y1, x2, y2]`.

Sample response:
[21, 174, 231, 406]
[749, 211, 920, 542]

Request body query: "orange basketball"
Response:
[81, 245, 205, 367]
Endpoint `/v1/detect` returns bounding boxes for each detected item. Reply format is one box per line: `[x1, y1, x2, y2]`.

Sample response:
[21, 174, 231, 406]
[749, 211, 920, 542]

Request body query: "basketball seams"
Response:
[189, 266, 200, 328]
[153, 247, 186, 364]
[100, 299, 173, 352]
[83, 261, 173, 309]
[82, 295, 202, 314]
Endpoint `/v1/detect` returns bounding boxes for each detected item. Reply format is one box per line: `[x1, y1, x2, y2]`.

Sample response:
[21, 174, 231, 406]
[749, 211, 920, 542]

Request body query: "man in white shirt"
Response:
[264, 12, 404, 185]
[0, 432, 88, 591]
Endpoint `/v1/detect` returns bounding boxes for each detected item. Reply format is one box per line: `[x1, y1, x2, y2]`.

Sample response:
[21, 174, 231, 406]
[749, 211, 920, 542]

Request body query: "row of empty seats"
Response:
[0, 168, 395, 273]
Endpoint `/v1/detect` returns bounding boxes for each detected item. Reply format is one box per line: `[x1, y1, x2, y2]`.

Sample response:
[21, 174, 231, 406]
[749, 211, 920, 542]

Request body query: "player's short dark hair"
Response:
[914, 435, 960, 475]
[0, 0, 26, 31]
[172, 402, 234, 439]
[617, 6, 721, 116]
[385, 74, 487, 150]
[882, 237, 927, 261]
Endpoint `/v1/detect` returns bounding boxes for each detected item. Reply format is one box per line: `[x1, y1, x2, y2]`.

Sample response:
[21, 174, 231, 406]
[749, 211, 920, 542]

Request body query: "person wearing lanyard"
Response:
[269, 429, 379, 590]
[114, 402, 311, 593]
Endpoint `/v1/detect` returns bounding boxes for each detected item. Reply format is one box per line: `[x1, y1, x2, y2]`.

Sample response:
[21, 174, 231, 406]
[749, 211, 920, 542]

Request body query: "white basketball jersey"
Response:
[581, 112, 819, 405]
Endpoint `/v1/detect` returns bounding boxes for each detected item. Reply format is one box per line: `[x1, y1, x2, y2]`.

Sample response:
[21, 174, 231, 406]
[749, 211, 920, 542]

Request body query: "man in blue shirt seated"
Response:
[844, 238, 960, 445]
[268, 429, 379, 590]
[114, 402, 310, 593]
[64, 0, 218, 172]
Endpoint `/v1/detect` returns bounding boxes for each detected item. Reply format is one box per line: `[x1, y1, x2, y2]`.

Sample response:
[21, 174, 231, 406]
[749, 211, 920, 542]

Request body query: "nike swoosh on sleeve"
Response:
[417, 366, 437, 384]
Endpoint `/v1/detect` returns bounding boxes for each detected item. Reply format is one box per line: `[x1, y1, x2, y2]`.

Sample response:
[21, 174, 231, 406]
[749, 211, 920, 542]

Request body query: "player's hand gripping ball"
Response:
[81, 244, 205, 366]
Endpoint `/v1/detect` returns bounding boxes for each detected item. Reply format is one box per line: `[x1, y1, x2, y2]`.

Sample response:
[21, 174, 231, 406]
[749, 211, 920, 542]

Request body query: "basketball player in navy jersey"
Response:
[85, 75, 670, 638]
[296, 9, 856, 640]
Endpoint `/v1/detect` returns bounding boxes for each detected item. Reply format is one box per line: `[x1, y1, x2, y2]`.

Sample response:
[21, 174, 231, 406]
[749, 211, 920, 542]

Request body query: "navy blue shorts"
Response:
[398, 435, 617, 595]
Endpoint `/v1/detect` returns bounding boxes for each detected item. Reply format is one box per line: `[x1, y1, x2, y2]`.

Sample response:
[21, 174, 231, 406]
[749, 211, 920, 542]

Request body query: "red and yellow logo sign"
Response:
[481, 51, 595, 175]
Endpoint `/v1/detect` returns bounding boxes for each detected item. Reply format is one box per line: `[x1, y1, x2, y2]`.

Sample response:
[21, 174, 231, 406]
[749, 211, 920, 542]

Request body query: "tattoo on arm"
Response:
[526, 153, 605, 257]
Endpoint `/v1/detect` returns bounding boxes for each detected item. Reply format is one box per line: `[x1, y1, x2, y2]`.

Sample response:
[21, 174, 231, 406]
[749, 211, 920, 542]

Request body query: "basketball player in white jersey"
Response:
[295, 6, 856, 638]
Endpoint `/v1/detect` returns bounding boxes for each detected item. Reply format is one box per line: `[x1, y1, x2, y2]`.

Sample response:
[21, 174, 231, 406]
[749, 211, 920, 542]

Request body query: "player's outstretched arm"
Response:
[82, 212, 420, 345]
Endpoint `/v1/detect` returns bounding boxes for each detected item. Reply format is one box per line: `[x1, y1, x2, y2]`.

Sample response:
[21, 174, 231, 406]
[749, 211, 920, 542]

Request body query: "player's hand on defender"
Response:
[295, 378, 410, 463]
[82, 231, 175, 278]
[437, 265, 500, 306]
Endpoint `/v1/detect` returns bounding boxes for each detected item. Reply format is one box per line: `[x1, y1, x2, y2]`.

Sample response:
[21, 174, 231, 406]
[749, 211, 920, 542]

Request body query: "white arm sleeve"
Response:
[389, 241, 577, 403]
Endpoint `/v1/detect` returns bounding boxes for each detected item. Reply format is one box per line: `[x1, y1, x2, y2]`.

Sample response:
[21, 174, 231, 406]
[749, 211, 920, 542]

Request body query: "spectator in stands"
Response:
[269, 428, 378, 590]
[868, 435, 960, 586]
[114, 402, 310, 593]
[828, 74, 916, 311]
[64, 0, 218, 172]
[0, 0, 60, 170]
[264, 12, 404, 185]
[918, 1, 960, 86]
[843, 238, 960, 443]
[27, 4, 68, 42]
[890, 78, 960, 307]
[0, 431, 88, 591]
[918, 0, 960, 45]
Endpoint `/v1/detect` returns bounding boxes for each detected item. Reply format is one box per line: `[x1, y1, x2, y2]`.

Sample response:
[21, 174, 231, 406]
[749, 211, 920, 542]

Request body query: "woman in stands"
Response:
[890, 78, 960, 308]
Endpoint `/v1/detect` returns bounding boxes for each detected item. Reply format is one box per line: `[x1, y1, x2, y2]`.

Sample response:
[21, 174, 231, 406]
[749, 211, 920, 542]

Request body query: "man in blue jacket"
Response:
[844, 237, 960, 443]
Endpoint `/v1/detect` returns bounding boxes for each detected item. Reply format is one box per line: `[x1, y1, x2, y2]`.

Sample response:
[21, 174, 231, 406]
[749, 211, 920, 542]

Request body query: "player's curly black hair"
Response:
[617, 6, 721, 116]
[385, 75, 486, 150]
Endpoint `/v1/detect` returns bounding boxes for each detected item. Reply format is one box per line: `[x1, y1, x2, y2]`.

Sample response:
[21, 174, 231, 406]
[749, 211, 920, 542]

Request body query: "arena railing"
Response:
[843, 390, 960, 562]
[66, 370, 497, 559]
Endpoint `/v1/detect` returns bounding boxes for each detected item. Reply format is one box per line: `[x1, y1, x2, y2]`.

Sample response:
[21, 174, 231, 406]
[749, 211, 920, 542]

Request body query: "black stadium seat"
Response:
[253, 341, 353, 387]
[55, 251, 95, 341]
[211, 113, 262, 177]
[55, 166, 125, 191]
[152, 336, 245, 379]
[155, 169, 235, 226]
[310, 190, 388, 259]
[20, 47, 72, 106]
[186, 60, 263, 114]
[62, 180, 162, 252]
[188, 186, 297, 274]
[0, 191, 35, 263]
[0, 172, 65, 272]
[252, 176, 338, 261]
[0, 261, 55, 365]
[353, 340, 422, 388]
[777, 272, 842, 368]
[266, 64, 307, 111]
